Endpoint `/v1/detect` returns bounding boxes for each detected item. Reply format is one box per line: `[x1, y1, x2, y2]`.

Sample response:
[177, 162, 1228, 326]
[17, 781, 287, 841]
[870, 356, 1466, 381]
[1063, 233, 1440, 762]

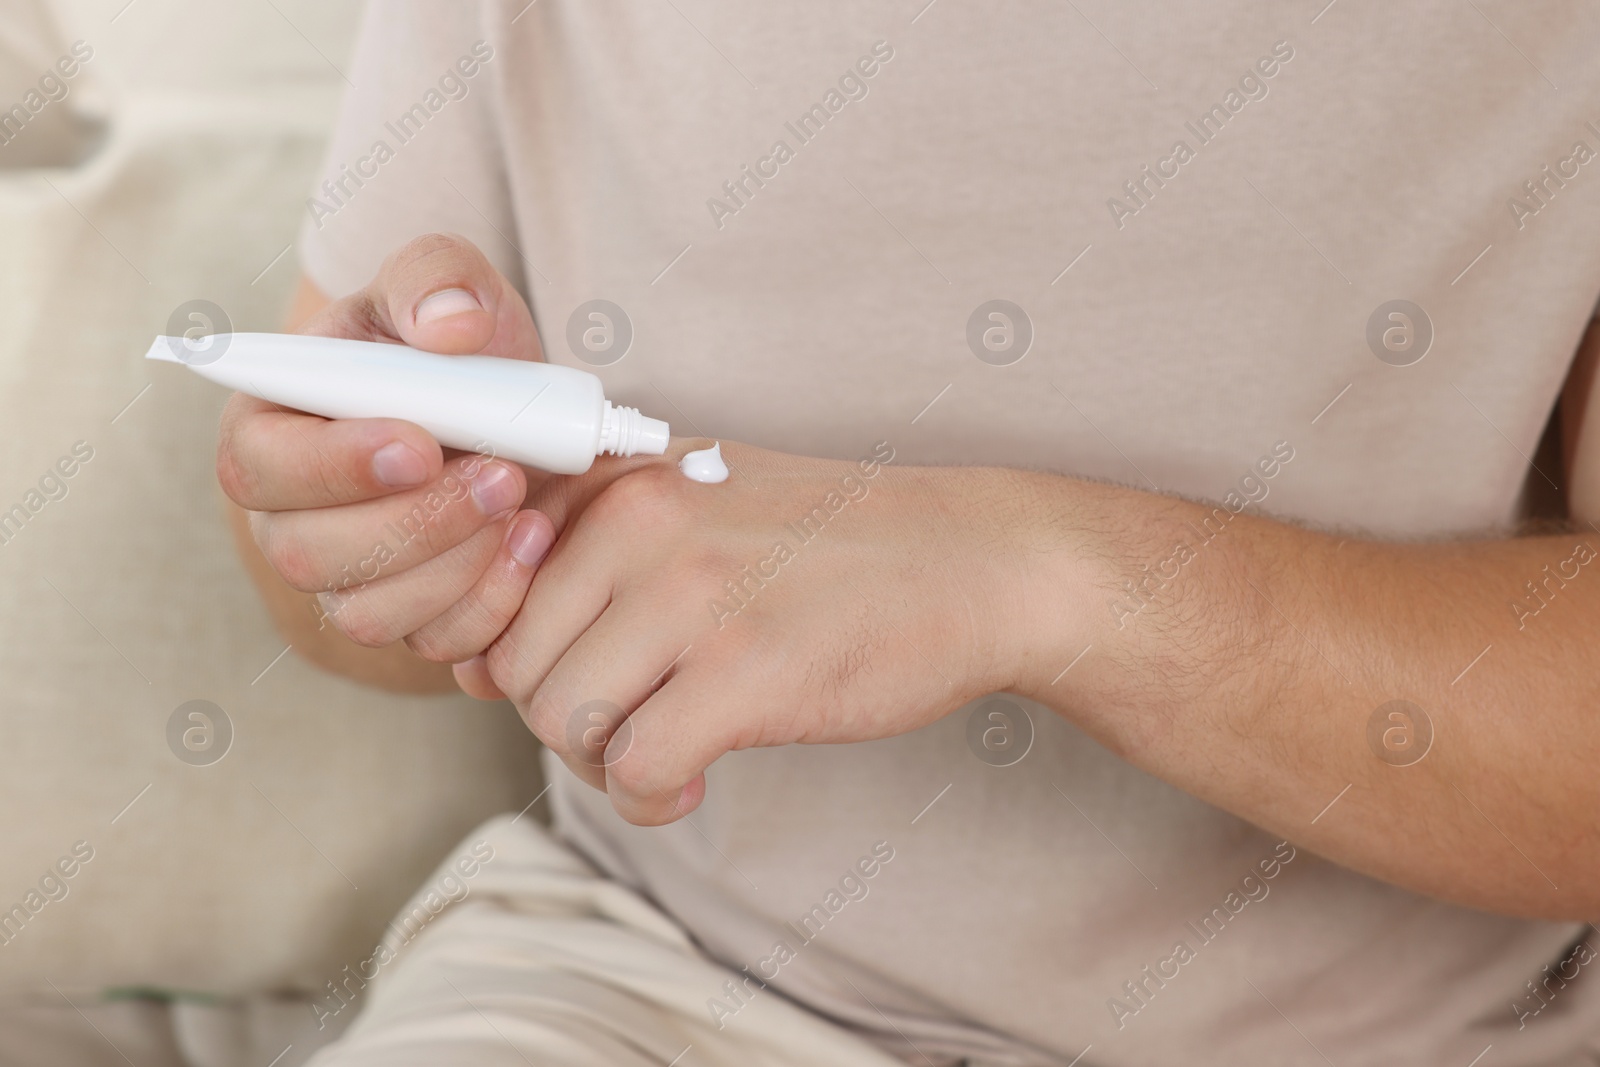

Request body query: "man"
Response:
[217, 2, 1600, 1063]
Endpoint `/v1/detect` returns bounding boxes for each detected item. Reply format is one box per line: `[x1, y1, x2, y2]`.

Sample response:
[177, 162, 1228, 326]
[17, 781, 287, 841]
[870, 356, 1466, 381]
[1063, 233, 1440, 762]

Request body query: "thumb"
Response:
[303, 232, 542, 364]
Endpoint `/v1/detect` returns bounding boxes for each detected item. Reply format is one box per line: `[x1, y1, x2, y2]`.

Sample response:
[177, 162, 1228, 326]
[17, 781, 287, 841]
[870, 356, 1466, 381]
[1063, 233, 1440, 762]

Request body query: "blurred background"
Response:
[0, 2, 544, 1063]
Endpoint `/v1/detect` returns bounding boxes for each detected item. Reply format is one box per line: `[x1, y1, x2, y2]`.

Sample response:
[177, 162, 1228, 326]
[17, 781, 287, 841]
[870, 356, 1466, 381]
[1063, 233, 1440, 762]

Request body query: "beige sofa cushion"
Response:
[0, 0, 543, 998]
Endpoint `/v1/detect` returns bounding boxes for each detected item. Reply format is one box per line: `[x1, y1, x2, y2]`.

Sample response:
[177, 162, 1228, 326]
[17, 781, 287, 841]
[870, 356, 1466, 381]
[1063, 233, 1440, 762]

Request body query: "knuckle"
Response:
[484, 639, 536, 710]
[214, 444, 258, 505]
[405, 620, 481, 664]
[606, 751, 664, 800]
[306, 453, 354, 506]
[214, 407, 278, 506]
[258, 525, 321, 592]
[390, 495, 471, 563]
[334, 602, 398, 648]
[594, 465, 686, 526]
[399, 231, 475, 262]
[389, 232, 488, 284]
[337, 289, 389, 339]
[402, 629, 451, 663]
[422, 503, 482, 559]
[522, 689, 567, 750]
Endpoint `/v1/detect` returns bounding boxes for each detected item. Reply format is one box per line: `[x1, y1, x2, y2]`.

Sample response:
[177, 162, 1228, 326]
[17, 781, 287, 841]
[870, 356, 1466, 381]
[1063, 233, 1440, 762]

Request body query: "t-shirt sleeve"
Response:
[296, 2, 521, 299]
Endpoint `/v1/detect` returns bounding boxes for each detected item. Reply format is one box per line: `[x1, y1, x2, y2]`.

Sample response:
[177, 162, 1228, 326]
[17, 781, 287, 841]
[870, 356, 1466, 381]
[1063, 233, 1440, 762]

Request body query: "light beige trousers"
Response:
[306, 815, 908, 1067]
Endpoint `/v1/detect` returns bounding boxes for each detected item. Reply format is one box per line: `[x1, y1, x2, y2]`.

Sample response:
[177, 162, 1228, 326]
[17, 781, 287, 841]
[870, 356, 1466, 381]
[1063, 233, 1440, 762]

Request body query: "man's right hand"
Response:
[216, 233, 558, 672]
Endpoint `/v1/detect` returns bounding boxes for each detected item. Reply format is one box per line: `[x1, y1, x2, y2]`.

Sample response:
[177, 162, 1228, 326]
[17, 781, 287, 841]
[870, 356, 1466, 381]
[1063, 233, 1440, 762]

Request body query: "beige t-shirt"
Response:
[300, 2, 1600, 1063]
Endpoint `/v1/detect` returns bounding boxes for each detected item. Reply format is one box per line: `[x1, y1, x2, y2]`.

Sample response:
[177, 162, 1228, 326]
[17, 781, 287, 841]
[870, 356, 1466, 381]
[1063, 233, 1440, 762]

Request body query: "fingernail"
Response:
[506, 512, 555, 568]
[471, 461, 521, 516]
[372, 441, 429, 487]
[415, 287, 482, 325]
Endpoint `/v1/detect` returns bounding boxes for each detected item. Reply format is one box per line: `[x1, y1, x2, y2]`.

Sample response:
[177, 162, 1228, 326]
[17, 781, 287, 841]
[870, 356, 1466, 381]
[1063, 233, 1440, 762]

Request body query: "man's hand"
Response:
[450, 440, 1062, 826]
[455, 420, 1600, 919]
[216, 234, 558, 663]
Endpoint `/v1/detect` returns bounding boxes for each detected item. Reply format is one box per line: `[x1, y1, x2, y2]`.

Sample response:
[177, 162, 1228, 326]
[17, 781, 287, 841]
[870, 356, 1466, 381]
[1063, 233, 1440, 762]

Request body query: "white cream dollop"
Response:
[679, 441, 729, 484]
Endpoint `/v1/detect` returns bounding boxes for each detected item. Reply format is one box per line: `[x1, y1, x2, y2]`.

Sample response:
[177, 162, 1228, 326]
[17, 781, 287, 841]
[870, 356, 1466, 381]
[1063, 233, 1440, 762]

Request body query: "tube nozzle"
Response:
[600, 403, 671, 457]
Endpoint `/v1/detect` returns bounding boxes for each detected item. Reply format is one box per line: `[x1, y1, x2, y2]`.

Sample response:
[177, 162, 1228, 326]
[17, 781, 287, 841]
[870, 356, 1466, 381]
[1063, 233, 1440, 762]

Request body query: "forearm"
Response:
[1006, 470, 1600, 920]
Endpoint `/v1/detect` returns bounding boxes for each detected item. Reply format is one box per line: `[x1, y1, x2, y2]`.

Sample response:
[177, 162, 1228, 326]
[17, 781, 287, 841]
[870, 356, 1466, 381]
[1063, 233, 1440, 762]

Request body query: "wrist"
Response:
[998, 471, 1304, 762]
[989, 470, 1111, 705]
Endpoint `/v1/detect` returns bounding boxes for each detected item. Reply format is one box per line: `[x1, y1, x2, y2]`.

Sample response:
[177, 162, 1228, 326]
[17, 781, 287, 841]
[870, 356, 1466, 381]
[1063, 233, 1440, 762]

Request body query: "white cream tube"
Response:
[145, 333, 670, 475]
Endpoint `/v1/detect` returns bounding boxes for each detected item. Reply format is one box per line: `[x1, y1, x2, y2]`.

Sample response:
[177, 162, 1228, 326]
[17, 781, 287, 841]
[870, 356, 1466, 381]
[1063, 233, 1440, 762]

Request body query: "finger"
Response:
[404, 511, 557, 662]
[604, 677, 728, 825]
[218, 394, 444, 511]
[481, 547, 616, 788]
[340, 232, 542, 362]
[518, 600, 695, 793]
[317, 509, 555, 654]
[251, 455, 526, 592]
[481, 543, 612, 729]
[316, 517, 508, 648]
[483, 466, 692, 775]
[220, 233, 540, 515]
[479, 471, 649, 710]
[453, 655, 506, 700]
[542, 751, 613, 795]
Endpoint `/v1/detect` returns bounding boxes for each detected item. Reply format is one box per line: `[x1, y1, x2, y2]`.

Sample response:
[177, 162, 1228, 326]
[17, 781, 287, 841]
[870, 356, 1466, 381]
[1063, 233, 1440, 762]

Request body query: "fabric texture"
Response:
[297, 2, 1600, 1064]
[305, 815, 908, 1067]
